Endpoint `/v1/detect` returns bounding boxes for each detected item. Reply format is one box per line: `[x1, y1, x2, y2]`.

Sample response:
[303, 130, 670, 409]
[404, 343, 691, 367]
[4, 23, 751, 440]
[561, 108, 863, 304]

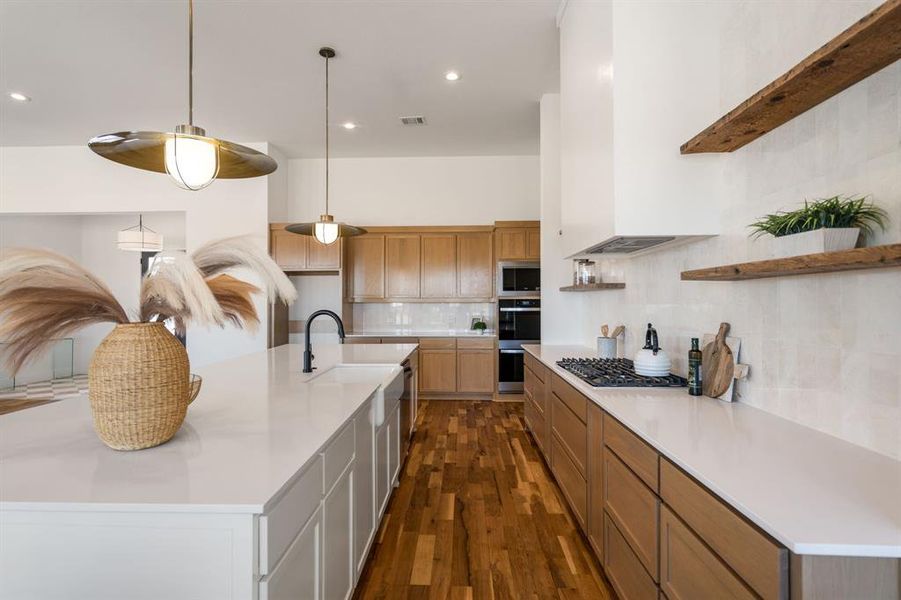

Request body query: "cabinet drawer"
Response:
[605, 448, 659, 580]
[322, 421, 355, 494]
[523, 352, 546, 382]
[260, 456, 323, 575]
[550, 373, 587, 423]
[604, 513, 658, 600]
[457, 337, 494, 349]
[551, 392, 587, 477]
[551, 433, 587, 529]
[259, 506, 321, 600]
[660, 459, 787, 599]
[524, 366, 541, 407]
[419, 337, 456, 349]
[660, 505, 756, 600]
[604, 414, 659, 491]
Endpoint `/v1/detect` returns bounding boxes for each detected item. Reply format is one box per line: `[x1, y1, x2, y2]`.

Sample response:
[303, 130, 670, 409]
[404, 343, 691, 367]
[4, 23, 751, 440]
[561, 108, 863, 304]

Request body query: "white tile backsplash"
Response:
[574, 55, 901, 460]
[353, 303, 495, 333]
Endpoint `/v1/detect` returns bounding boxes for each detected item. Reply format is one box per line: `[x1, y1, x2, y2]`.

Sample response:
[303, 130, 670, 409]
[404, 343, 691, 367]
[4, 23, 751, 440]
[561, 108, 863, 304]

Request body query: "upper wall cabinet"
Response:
[456, 232, 494, 298]
[345, 228, 494, 302]
[421, 234, 457, 298]
[270, 224, 341, 272]
[495, 222, 540, 261]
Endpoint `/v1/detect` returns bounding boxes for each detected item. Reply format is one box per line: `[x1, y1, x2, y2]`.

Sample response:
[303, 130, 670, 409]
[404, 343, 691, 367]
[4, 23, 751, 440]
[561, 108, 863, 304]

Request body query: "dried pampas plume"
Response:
[206, 275, 261, 332]
[140, 253, 225, 328]
[0, 248, 129, 375]
[191, 235, 297, 304]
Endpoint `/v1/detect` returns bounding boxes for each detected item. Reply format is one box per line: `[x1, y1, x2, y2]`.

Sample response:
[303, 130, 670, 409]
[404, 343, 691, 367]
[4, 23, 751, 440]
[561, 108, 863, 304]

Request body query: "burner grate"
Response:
[556, 357, 687, 388]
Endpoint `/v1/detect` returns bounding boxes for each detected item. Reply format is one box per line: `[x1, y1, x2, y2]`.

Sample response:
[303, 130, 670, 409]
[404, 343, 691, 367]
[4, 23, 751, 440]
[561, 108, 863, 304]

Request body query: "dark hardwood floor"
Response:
[355, 400, 616, 600]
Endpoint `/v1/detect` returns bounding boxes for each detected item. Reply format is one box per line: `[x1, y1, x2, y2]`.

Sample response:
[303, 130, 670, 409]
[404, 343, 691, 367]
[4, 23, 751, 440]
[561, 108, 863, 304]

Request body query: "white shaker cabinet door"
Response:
[260, 507, 321, 600]
[375, 420, 391, 520]
[387, 404, 401, 488]
[353, 402, 376, 580]
[323, 462, 354, 600]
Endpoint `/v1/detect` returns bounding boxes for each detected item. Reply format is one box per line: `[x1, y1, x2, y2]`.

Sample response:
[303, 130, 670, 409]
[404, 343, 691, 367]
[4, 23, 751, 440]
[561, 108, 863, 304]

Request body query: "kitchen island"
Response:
[523, 344, 901, 600]
[0, 343, 417, 600]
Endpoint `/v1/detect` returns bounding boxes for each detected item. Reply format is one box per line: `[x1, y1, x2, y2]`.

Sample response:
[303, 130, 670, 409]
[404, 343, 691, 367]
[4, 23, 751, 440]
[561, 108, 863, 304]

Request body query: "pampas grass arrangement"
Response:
[0, 234, 296, 376]
[0, 234, 297, 451]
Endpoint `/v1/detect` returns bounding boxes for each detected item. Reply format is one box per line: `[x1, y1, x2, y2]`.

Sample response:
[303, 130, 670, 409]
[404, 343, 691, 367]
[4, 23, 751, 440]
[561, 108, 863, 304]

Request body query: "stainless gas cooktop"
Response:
[556, 357, 687, 388]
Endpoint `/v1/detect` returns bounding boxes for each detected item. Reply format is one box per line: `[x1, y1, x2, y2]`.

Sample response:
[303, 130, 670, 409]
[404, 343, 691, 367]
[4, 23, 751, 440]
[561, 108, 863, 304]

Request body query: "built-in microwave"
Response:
[497, 261, 540, 297]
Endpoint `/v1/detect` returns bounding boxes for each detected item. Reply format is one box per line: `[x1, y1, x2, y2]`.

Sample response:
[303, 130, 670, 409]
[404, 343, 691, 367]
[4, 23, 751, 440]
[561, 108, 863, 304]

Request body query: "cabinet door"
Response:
[349, 235, 385, 300]
[323, 463, 354, 600]
[271, 229, 307, 271]
[353, 402, 375, 579]
[527, 228, 541, 259]
[587, 403, 604, 561]
[457, 232, 493, 298]
[375, 422, 390, 519]
[307, 237, 341, 270]
[387, 404, 401, 487]
[457, 349, 495, 393]
[385, 234, 421, 299]
[419, 349, 457, 393]
[496, 228, 528, 260]
[260, 507, 321, 600]
[421, 234, 457, 298]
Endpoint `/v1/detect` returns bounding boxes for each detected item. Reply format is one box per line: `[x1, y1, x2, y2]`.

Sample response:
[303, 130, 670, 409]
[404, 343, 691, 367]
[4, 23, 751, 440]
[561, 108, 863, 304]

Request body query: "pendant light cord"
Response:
[188, 0, 194, 126]
[324, 52, 330, 216]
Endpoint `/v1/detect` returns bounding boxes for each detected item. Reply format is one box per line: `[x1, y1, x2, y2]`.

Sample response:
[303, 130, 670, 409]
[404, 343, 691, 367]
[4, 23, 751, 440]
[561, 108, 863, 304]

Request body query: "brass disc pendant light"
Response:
[286, 47, 366, 245]
[88, 0, 277, 190]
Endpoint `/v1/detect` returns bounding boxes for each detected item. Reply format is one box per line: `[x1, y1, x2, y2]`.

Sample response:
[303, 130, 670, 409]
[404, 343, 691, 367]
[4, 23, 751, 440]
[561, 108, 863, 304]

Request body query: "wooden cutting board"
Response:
[702, 322, 734, 398]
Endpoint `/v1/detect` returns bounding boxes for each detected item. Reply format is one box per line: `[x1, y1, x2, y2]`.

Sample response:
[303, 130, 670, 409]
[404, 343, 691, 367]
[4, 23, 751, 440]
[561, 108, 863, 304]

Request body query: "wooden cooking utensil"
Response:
[611, 325, 625, 338]
[601, 324, 609, 337]
[702, 322, 734, 398]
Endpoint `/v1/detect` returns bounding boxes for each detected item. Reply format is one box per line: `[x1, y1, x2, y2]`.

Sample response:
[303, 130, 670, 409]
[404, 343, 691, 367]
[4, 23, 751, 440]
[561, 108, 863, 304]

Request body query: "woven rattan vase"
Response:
[89, 323, 192, 451]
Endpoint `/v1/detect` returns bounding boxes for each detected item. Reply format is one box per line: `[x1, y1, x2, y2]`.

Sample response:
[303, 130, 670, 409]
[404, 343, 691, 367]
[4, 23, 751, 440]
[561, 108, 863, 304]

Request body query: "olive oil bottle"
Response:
[688, 338, 702, 396]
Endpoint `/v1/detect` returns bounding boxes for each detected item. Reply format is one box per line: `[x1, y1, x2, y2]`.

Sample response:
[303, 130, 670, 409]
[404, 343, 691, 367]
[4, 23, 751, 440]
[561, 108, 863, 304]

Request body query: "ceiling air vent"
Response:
[584, 236, 676, 254]
[400, 115, 427, 126]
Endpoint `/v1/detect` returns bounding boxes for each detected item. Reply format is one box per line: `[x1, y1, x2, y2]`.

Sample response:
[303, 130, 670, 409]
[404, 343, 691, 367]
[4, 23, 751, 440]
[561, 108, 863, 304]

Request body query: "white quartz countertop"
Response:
[0, 344, 416, 514]
[347, 330, 496, 338]
[524, 344, 901, 558]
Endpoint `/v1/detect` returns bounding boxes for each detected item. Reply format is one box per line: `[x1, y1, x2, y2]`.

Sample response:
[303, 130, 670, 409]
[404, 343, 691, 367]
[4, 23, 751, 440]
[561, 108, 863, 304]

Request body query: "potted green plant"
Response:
[471, 320, 488, 335]
[749, 195, 888, 258]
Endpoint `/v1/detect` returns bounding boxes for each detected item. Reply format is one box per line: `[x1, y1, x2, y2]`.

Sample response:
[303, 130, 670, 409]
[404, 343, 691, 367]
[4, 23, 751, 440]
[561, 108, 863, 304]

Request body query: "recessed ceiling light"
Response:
[342, 122, 357, 130]
[444, 71, 461, 82]
[8, 92, 31, 102]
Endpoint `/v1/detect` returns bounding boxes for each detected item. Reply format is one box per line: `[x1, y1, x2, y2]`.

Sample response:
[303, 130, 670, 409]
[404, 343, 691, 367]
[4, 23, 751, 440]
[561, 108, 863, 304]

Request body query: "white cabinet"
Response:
[388, 403, 401, 488]
[353, 402, 376, 580]
[323, 463, 354, 600]
[375, 419, 390, 519]
[260, 507, 321, 600]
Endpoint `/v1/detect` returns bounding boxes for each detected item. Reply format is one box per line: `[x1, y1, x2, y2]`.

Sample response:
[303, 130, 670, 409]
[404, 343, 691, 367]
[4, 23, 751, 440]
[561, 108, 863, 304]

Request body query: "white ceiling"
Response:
[0, 0, 560, 158]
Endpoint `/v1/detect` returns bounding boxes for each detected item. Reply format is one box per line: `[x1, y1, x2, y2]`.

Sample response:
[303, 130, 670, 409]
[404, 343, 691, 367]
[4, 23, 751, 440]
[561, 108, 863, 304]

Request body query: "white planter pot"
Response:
[773, 228, 860, 259]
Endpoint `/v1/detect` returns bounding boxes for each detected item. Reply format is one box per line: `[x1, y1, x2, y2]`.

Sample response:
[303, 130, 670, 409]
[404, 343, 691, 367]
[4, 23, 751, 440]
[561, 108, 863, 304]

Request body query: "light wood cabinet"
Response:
[349, 235, 386, 300]
[270, 224, 341, 271]
[494, 224, 540, 260]
[457, 348, 495, 393]
[419, 341, 457, 393]
[456, 232, 493, 298]
[604, 448, 659, 581]
[551, 392, 587, 477]
[551, 433, 587, 529]
[604, 413, 659, 491]
[420, 234, 457, 298]
[660, 505, 756, 600]
[306, 237, 341, 270]
[527, 228, 541, 259]
[604, 513, 658, 600]
[587, 404, 604, 561]
[385, 234, 421, 298]
[496, 228, 528, 260]
[271, 227, 307, 271]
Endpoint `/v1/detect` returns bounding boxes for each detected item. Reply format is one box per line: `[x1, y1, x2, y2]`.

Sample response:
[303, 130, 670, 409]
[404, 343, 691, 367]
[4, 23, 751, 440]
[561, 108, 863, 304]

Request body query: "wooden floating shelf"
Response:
[559, 283, 626, 292]
[681, 0, 901, 154]
[681, 243, 901, 281]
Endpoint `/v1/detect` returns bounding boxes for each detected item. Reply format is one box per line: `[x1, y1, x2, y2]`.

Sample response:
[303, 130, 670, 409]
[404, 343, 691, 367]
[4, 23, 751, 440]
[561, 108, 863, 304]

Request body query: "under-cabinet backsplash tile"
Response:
[353, 303, 495, 333]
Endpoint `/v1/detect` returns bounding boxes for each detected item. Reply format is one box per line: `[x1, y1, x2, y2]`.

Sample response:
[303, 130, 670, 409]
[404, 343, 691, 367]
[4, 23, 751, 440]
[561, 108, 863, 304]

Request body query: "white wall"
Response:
[280, 155, 539, 225]
[545, 0, 901, 460]
[0, 144, 274, 368]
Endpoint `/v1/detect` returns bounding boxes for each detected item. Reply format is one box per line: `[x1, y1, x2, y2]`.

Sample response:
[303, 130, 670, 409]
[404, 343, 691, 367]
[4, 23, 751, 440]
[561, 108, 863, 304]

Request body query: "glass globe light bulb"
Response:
[164, 129, 219, 191]
[314, 220, 340, 246]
